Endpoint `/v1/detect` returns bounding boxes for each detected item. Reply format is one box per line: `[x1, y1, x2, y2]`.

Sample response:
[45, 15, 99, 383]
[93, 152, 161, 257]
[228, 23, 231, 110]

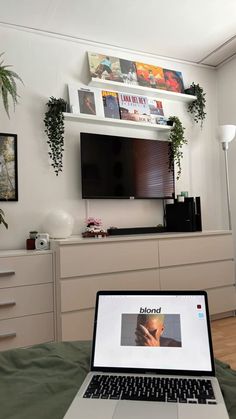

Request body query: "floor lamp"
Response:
[218, 125, 236, 230]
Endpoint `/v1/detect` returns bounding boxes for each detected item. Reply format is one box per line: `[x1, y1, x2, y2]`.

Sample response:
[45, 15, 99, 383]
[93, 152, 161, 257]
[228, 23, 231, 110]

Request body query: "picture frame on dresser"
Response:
[0, 133, 18, 201]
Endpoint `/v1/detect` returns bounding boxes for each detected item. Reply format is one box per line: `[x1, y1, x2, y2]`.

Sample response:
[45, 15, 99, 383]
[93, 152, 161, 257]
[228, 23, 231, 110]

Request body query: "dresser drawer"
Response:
[207, 286, 236, 315]
[159, 234, 233, 267]
[0, 283, 53, 320]
[160, 260, 235, 290]
[59, 240, 158, 278]
[0, 253, 53, 288]
[0, 312, 54, 351]
[60, 269, 159, 312]
[61, 310, 94, 341]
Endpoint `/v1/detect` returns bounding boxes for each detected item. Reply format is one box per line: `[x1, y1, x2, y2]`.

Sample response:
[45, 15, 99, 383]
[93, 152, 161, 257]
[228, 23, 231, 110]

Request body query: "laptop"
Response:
[63, 290, 229, 419]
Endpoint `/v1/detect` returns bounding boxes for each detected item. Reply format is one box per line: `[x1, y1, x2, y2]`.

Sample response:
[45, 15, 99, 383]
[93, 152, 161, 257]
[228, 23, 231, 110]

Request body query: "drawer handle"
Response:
[0, 300, 16, 308]
[0, 331, 16, 340]
[0, 270, 15, 277]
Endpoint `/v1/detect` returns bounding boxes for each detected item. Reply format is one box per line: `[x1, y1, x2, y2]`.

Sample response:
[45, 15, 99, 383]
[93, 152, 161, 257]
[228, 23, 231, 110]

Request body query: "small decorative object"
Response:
[82, 217, 107, 238]
[0, 208, 8, 229]
[0, 52, 23, 118]
[168, 116, 187, 180]
[35, 233, 50, 250]
[29, 230, 38, 239]
[44, 97, 67, 175]
[26, 231, 38, 250]
[0, 133, 18, 200]
[43, 209, 74, 238]
[185, 82, 206, 128]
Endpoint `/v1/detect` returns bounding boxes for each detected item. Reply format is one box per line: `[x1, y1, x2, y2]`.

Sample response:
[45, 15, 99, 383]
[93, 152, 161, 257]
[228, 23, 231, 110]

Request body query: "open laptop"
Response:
[63, 290, 229, 419]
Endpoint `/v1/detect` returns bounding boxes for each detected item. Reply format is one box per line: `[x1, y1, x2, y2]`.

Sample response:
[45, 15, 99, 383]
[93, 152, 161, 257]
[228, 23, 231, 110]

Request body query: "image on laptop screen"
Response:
[92, 292, 214, 374]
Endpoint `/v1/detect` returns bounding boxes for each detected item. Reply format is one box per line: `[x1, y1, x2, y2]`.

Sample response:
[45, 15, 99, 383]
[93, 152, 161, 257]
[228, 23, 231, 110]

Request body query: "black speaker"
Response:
[195, 196, 202, 231]
[165, 197, 202, 232]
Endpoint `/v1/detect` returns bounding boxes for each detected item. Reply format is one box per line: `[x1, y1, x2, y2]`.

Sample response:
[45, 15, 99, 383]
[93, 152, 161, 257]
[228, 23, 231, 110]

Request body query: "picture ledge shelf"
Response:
[89, 78, 197, 103]
[63, 112, 171, 131]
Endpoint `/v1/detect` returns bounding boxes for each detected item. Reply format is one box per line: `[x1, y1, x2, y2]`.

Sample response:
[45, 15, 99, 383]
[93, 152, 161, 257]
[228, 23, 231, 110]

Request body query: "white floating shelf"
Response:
[89, 78, 197, 103]
[63, 113, 172, 131]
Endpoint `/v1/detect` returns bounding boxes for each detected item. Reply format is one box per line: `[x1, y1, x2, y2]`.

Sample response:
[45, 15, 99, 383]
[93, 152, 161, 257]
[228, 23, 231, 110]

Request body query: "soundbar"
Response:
[107, 226, 167, 236]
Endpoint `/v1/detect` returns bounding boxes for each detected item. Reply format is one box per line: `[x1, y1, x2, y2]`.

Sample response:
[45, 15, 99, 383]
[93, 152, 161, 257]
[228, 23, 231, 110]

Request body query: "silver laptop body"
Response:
[63, 290, 229, 419]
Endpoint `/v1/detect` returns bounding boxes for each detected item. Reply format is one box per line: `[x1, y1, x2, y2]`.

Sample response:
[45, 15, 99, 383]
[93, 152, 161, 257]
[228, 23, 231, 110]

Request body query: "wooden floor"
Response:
[211, 316, 236, 370]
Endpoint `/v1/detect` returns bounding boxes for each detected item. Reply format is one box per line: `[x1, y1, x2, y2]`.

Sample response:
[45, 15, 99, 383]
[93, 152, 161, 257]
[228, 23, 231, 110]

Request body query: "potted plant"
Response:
[168, 116, 187, 180]
[44, 97, 67, 176]
[185, 82, 206, 128]
[0, 52, 23, 118]
[0, 209, 8, 229]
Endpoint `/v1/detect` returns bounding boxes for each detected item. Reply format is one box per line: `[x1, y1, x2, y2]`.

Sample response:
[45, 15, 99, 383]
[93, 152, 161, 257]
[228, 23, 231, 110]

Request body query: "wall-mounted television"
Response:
[80, 132, 175, 199]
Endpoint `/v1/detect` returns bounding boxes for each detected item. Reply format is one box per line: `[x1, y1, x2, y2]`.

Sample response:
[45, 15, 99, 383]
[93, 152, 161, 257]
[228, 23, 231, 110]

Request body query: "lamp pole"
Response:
[222, 142, 232, 230]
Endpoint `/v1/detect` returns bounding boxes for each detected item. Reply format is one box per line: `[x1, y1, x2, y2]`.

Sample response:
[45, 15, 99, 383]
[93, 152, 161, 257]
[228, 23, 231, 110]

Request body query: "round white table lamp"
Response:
[43, 210, 74, 238]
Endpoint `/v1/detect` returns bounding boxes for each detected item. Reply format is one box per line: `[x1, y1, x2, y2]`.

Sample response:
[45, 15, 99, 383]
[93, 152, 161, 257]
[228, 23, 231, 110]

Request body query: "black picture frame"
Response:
[0, 133, 18, 201]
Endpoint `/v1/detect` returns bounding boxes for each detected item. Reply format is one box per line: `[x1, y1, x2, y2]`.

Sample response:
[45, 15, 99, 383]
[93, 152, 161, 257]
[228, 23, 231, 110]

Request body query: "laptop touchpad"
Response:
[113, 401, 177, 419]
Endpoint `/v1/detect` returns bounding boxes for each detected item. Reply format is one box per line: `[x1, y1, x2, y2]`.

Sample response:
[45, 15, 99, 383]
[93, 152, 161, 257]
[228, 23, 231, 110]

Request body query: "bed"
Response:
[0, 341, 236, 419]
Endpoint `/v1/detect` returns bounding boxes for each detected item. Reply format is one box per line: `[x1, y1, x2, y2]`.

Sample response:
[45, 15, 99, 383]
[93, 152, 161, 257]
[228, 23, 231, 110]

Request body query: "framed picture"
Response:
[0, 133, 18, 201]
[67, 84, 103, 117]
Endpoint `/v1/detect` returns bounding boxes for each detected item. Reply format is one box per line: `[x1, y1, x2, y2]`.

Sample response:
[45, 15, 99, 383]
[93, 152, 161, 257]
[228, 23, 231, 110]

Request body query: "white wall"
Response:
[0, 24, 223, 250]
[217, 57, 236, 245]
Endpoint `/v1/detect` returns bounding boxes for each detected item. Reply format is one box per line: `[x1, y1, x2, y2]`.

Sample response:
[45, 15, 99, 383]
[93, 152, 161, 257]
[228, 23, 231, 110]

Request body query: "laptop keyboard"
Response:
[83, 375, 217, 404]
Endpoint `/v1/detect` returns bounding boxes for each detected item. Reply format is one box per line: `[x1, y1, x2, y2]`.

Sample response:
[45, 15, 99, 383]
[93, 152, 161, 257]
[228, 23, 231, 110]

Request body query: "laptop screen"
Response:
[91, 291, 215, 376]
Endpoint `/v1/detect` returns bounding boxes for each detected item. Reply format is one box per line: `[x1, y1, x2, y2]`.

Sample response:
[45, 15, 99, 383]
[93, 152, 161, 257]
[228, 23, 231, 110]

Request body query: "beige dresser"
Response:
[51, 230, 236, 342]
[0, 250, 54, 351]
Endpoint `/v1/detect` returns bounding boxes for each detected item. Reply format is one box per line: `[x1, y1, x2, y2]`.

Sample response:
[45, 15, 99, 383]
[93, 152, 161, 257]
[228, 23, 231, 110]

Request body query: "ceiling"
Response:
[1, 0, 236, 67]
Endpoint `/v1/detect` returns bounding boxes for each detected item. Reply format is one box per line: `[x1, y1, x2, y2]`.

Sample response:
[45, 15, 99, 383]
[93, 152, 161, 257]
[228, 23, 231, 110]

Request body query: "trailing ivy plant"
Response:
[44, 97, 67, 176]
[0, 52, 23, 118]
[186, 82, 206, 128]
[0, 209, 8, 229]
[168, 116, 187, 180]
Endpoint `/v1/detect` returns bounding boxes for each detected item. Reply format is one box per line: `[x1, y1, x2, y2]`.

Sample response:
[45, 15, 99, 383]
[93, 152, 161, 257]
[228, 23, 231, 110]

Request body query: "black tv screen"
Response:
[80, 133, 175, 199]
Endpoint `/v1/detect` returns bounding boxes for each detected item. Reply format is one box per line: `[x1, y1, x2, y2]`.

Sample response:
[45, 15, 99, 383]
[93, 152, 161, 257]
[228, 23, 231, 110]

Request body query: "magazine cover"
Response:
[118, 93, 151, 123]
[87, 52, 123, 82]
[102, 90, 120, 119]
[163, 68, 184, 93]
[119, 59, 138, 85]
[135, 62, 166, 89]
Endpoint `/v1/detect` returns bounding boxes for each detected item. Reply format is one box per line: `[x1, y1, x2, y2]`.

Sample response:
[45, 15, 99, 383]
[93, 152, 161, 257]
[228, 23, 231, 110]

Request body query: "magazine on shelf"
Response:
[119, 59, 138, 85]
[163, 68, 185, 93]
[67, 84, 103, 117]
[148, 98, 164, 124]
[102, 90, 120, 119]
[87, 52, 123, 82]
[118, 93, 151, 123]
[135, 62, 166, 89]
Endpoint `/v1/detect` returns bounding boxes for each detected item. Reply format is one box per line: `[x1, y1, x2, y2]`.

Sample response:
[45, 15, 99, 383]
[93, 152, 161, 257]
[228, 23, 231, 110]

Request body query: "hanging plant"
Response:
[168, 116, 187, 180]
[185, 82, 206, 128]
[0, 209, 8, 229]
[44, 97, 67, 176]
[0, 52, 23, 118]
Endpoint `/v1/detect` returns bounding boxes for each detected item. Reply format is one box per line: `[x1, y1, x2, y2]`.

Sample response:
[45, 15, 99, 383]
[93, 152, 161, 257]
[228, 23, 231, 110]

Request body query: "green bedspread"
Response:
[0, 341, 235, 419]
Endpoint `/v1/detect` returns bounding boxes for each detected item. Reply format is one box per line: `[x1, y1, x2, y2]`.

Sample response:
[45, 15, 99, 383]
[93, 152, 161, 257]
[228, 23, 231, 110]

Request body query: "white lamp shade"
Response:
[43, 210, 74, 238]
[218, 125, 236, 143]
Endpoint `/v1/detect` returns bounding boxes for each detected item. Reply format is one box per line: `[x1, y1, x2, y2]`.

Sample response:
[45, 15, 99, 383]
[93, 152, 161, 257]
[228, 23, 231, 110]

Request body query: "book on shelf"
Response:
[135, 62, 166, 90]
[118, 93, 151, 123]
[102, 90, 121, 119]
[87, 52, 123, 83]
